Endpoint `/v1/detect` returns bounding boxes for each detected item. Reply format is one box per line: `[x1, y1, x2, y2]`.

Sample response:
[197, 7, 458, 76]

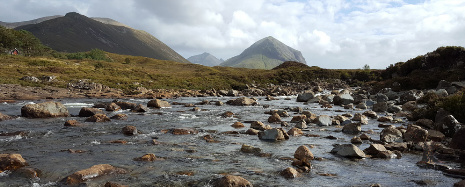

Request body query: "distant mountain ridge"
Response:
[0, 15, 62, 29]
[220, 36, 306, 69]
[187, 52, 223, 66]
[14, 12, 189, 63]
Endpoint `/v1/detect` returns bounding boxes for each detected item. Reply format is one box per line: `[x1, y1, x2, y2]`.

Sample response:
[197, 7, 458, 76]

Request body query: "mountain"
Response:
[15, 12, 189, 63]
[187, 52, 223, 66]
[220, 36, 306, 69]
[0, 15, 62, 29]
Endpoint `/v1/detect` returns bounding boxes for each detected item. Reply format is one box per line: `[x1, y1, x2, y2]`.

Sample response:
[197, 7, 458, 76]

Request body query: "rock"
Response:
[295, 120, 307, 129]
[133, 153, 156, 161]
[131, 104, 148, 112]
[377, 116, 393, 122]
[114, 101, 137, 110]
[122, 126, 137, 136]
[315, 115, 332, 126]
[64, 164, 126, 185]
[268, 113, 282, 123]
[363, 111, 378, 119]
[241, 144, 261, 154]
[246, 128, 260, 135]
[351, 136, 363, 144]
[258, 128, 287, 141]
[172, 128, 198, 135]
[0, 112, 13, 121]
[402, 101, 417, 111]
[334, 94, 354, 106]
[227, 90, 240, 96]
[79, 107, 104, 117]
[213, 175, 253, 187]
[376, 93, 389, 103]
[342, 123, 362, 134]
[21, 101, 69, 118]
[147, 99, 171, 108]
[288, 127, 304, 136]
[364, 144, 388, 156]
[427, 130, 445, 142]
[64, 120, 82, 127]
[110, 114, 128, 120]
[105, 181, 128, 187]
[330, 144, 366, 158]
[400, 90, 423, 104]
[291, 115, 307, 123]
[105, 103, 121, 111]
[294, 145, 314, 161]
[297, 92, 315, 102]
[231, 122, 245, 128]
[280, 167, 300, 179]
[387, 105, 402, 113]
[226, 97, 258, 106]
[356, 103, 367, 109]
[373, 102, 388, 112]
[450, 128, 465, 150]
[222, 111, 234, 118]
[13, 167, 41, 178]
[302, 111, 317, 121]
[436, 114, 461, 137]
[214, 101, 224, 106]
[376, 151, 397, 159]
[352, 113, 368, 125]
[334, 115, 351, 125]
[416, 119, 434, 129]
[360, 133, 371, 140]
[250, 121, 271, 131]
[0, 154, 27, 171]
[403, 124, 428, 143]
[380, 126, 403, 143]
[384, 142, 408, 152]
[85, 114, 110, 122]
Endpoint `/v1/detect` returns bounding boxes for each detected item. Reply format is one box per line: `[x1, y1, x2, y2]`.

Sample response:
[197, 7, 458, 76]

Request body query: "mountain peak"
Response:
[188, 52, 223, 66]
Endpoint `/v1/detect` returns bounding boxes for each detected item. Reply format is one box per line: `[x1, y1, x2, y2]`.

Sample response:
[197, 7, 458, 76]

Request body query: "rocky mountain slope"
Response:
[220, 36, 306, 69]
[15, 12, 189, 63]
[187, 52, 223, 66]
[0, 15, 61, 29]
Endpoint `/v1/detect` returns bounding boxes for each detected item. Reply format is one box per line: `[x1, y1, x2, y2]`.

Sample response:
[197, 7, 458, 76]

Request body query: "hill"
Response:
[220, 36, 306, 69]
[187, 52, 223, 66]
[0, 15, 61, 29]
[15, 12, 189, 63]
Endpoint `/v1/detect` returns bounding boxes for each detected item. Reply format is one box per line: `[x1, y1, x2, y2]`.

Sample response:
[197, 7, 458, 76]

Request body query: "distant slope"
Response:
[15, 12, 189, 63]
[0, 15, 62, 29]
[187, 52, 223, 66]
[220, 36, 306, 69]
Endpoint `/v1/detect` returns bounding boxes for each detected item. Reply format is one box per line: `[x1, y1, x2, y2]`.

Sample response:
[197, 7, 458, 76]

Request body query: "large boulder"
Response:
[78, 107, 104, 117]
[226, 97, 258, 106]
[114, 101, 138, 110]
[380, 126, 403, 143]
[147, 99, 171, 108]
[373, 102, 388, 112]
[333, 94, 354, 105]
[342, 123, 362, 134]
[64, 164, 126, 185]
[400, 90, 423, 104]
[0, 112, 14, 121]
[416, 119, 434, 129]
[21, 101, 69, 118]
[213, 175, 253, 187]
[315, 115, 332, 126]
[363, 144, 388, 156]
[330, 144, 366, 158]
[403, 124, 428, 143]
[450, 128, 465, 150]
[258, 128, 288, 141]
[294, 145, 314, 161]
[0, 154, 27, 171]
[435, 114, 461, 138]
[296, 92, 315, 102]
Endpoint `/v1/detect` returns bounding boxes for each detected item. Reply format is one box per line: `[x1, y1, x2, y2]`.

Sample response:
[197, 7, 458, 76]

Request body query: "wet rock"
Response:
[416, 119, 434, 129]
[331, 144, 366, 158]
[21, 101, 69, 118]
[213, 175, 253, 187]
[214, 101, 224, 106]
[294, 145, 314, 161]
[356, 103, 367, 109]
[404, 124, 428, 143]
[258, 128, 288, 141]
[281, 121, 289, 127]
[64, 164, 126, 185]
[302, 111, 317, 121]
[250, 121, 271, 131]
[351, 136, 362, 144]
[122, 125, 137, 136]
[334, 93, 354, 105]
[402, 101, 417, 111]
[455, 180, 465, 187]
[222, 111, 234, 118]
[297, 92, 315, 102]
[13, 167, 41, 178]
[291, 115, 307, 123]
[133, 153, 156, 161]
[114, 101, 137, 110]
[64, 120, 82, 127]
[172, 128, 198, 135]
[342, 123, 362, 134]
[280, 167, 300, 179]
[0, 112, 13, 121]
[147, 99, 171, 108]
[226, 97, 258, 106]
[131, 104, 148, 112]
[352, 113, 368, 125]
[315, 115, 332, 126]
[364, 144, 388, 156]
[334, 115, 351, 125]
[436, 114, 461, 138]
[363, 111, 378, 119]
[231, 122, 245, 128]
[377, 116, 393, 122]
[450, 128, 465, 150]
[427, 130, 445, 142]
[288, 127, 304, 136]
[85, 114, 111, 122]
[360, 133, 371, 140]
[400, 90, 423, 104]
[344, 104, 354, 109]
[376, 151, 397, 159]
[295, 120, 307, 129]
[105, 181, 128, 187]
[105, 103, 121, 111]
[387, 105, 402, 113]
[241, 144, 261, 154]
[373, 102, 388, 112]
[110, 114, 128, 120]
[246, 128, 260, 135]
[376, 93, 389, 102]
[380, 126, 403, 143]
[79, 107, 104, 117]
[268, 113, 282, 123]
[384, 142, 408, 152]
[0, 131, 27, 137]
[0, 154, 27, 171]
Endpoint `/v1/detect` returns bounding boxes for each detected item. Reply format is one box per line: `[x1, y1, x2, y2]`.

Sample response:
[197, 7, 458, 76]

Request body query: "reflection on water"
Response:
[0, 97, 460, 186]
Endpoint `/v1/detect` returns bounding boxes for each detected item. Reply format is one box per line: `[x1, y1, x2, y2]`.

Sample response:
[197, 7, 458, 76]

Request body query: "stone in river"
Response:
[294, 145, 314, 161]
[213, 175, 253, 187]
[78, 107, 104, 117]
[122, 125, 137, 136]
[85, 114, 110, 122]
[258, 128, 288, 141]
[21, 101, 69, 118]
[147, 99, 171, 108]
[316, 115, 332, 126]
[0, 153, 27, 171]
[63, 164, 126, 185]
[330, 144, 366, 158]
[280, 167, 300, 179]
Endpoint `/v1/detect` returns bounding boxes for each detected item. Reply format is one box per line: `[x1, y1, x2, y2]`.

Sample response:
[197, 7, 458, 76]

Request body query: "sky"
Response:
[1, 0, 465, 69]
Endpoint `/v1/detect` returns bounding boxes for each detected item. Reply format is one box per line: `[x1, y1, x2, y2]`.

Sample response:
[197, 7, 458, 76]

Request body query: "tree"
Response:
[363, 64, 370, 71]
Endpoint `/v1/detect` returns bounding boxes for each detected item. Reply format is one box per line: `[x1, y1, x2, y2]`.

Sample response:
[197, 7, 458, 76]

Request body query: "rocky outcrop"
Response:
[21, 101, 69, 118]
[63, 164, 126, 185]
[0, 154, 27, 171]
[147, 99, 171, 108]
[213, 175, 253, 187]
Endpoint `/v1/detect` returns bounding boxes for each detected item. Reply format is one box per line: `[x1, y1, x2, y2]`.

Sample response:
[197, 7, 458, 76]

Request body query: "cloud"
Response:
[1, 0, 465, 69]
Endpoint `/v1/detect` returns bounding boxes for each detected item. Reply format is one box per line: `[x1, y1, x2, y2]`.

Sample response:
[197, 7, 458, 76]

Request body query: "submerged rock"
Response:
[63, 164, 126, 185]
[241, 144, 261, 154]
[213, 175, 253, 187]
[21, 101, 69, 118]
[133, 153, 156, 161]
[172, 128, 198, 135]
[280, 167, 300, 179]
[85, 114, 111, 122]
[331, 144, 366, 158]
[64, 120, 82, 127]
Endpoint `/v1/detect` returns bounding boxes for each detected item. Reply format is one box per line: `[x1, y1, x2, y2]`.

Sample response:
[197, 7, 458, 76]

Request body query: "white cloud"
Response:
[1, 0, 465, 69]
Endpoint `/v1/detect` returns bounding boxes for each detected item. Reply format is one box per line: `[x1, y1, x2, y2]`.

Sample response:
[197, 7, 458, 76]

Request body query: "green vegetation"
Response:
[441, 91, 465, 123]
[0, 25, 52, 56]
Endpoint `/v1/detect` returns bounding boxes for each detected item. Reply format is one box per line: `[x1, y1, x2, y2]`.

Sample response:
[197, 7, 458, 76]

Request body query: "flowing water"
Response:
[0, 96, 461, 186]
